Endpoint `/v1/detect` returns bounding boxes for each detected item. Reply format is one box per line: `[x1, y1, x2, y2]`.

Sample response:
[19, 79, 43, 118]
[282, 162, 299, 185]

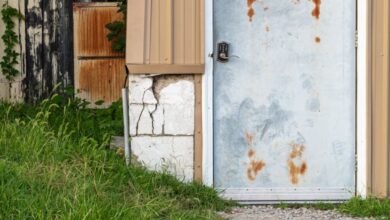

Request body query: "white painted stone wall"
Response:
[128, 74, 195, 181]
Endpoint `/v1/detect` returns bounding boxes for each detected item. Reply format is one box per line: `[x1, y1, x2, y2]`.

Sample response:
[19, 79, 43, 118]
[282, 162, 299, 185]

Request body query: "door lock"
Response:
[217, 41, 230, 63]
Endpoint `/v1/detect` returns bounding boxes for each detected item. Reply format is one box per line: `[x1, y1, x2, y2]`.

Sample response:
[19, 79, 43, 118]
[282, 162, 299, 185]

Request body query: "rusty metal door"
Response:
[213, 0, 356, 201]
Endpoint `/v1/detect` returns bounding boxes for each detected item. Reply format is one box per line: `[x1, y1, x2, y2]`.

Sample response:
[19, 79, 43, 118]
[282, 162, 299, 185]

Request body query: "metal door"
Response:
[213, 0, 356, 202]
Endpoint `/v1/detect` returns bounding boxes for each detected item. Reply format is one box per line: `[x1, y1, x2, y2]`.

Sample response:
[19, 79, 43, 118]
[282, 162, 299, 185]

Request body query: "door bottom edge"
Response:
[218, 187, 355, 202]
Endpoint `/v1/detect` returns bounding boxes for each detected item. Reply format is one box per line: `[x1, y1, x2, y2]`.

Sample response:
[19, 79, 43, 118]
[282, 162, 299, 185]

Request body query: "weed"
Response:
[0, 92, 124, 144]
[338, 197, 390, 218]
[276, 202, 337, 211]
[0, 95, 234, 219]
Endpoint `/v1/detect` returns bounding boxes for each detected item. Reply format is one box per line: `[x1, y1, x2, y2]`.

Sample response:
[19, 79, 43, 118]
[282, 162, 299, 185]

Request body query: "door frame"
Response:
[202, 0, 369, 198]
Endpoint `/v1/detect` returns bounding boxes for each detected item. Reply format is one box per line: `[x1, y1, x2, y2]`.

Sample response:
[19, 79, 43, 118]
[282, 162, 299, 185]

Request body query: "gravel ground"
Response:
[218, 206, 374, 220]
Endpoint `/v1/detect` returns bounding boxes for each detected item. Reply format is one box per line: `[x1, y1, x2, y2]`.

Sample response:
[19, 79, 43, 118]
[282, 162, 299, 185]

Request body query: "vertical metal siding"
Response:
[74, 4, 124, 58]
[369, 0, 390, 198]
[126, 0, 204, 74]
[77, 59, 125, 104]
[73, 3, 126, 106]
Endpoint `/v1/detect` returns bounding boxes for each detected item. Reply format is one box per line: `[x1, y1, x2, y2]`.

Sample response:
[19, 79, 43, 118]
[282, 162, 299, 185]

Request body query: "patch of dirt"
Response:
[219, 206, 373, 220]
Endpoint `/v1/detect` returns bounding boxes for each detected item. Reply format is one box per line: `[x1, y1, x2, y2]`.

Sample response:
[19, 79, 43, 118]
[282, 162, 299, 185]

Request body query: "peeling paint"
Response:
[24, 0, 74, 102]
[152, 75, 193, 101]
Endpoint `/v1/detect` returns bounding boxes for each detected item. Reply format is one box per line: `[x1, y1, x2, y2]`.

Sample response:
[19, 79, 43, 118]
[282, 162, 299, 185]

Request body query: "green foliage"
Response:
[0, 95, 234, 219]
[338, 197, 390, 218]
[276, 202, 337, 211]
[0, 3, 23, 81]
[106, 0, 127, 53]
[1, 90, 124, 144]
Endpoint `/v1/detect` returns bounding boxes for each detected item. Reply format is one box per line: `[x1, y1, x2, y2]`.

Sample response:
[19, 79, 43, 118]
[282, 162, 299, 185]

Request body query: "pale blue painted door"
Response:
[213, 0, 356, 201]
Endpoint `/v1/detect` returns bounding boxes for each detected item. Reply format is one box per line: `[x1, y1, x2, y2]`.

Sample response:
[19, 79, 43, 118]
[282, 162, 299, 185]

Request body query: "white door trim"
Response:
[220, 188, 355, 203]
[202, 0, 214, 187]
[356, 0, 368, 198]
[202, 0, 368, 198]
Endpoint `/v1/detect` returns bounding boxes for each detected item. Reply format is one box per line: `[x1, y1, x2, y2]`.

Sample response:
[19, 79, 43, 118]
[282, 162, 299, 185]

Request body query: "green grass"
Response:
[2, 94, 389, 219]
[339, 197, 390, 218]
[277, 202, 337, 211]
[0, 95, 233, 219]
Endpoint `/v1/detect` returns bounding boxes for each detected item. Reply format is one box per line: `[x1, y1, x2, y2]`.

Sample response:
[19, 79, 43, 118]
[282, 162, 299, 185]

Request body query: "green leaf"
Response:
[0, 4, 24, 81]
[94, 100, 105, 106]
[105, 1, 127, 53]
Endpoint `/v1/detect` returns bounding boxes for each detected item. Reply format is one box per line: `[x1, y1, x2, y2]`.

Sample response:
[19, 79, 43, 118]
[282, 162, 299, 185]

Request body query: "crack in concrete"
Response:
[135, 88, 148, 136]
[148, 94, 157, 135]
[162, 106, 166, 135]
[149, 82, 159, 135]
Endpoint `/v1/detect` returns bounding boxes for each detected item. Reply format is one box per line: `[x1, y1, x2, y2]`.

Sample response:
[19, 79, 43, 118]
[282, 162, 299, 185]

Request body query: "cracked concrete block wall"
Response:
[129, 75, 195, 181]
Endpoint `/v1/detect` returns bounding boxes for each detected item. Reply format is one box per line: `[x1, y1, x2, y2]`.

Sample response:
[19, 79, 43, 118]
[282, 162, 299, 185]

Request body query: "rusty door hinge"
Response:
[355, 30, 358, 48]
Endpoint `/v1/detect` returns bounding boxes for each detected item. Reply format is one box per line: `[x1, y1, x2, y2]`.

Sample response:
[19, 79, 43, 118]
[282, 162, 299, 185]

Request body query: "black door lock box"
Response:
[217, 42, 229, 63]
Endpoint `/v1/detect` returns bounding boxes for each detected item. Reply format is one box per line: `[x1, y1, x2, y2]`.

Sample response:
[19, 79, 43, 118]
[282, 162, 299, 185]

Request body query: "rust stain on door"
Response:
[247, 0, 256, 22]
[245, 132, 266, 181]
[246, 0, 269, 22]
[287, 142, 308, 185]
[312, 0, 321, 20]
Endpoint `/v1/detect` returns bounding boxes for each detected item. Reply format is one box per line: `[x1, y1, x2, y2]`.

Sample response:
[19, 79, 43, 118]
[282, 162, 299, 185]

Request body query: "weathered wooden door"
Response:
[213, 0, 356, 201]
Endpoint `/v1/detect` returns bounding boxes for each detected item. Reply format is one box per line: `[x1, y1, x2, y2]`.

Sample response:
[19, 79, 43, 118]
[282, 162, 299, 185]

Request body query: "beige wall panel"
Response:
[144, 0, 152, 64]
[150, 0, 160, 64]
[126, 0, 145, 63]
[369, 0, 390, 197]
[184, 0, 196, 64]
[126, 0, 204, 74]
[159, 0, 173, 64]
[173, 0, 185, 64]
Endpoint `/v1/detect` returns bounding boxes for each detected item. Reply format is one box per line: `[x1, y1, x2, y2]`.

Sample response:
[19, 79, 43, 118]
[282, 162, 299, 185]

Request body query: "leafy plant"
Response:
[106, 0, 127, 53]
[0, 3, 24, 81]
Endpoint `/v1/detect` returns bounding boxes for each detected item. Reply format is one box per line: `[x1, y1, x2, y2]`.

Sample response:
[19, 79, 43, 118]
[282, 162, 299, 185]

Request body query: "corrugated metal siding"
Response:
[126, 0, 204, 74]
[74, 3, 124, 58]
[73, 3, 126, 105]
[77, 59, 125, 104]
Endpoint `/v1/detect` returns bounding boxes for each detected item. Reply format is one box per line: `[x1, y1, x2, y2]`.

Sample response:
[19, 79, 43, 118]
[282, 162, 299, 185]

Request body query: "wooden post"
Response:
[24, 0, 74, 102]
